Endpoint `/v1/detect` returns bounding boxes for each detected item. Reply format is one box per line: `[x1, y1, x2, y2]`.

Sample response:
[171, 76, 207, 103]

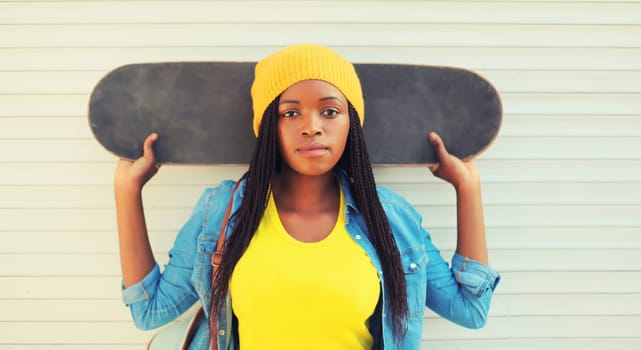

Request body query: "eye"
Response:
[280, 110, 299, 118]
[322, 108, 340, 117]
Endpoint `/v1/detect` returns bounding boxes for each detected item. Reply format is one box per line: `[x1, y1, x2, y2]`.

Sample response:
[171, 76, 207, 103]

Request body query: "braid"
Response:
[211, 99, 279, 323]
[340, 104, 409, 342]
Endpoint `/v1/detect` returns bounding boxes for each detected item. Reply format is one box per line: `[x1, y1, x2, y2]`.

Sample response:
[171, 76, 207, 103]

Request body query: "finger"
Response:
[429, 132, 450, 160]
[142, 133, 159, 163]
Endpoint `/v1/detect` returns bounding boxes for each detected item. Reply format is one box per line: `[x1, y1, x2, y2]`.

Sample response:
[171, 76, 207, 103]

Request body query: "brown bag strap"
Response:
[181, 181, 241, 350]
[210, 181, 241, 350]
[212, 180, 240, 270]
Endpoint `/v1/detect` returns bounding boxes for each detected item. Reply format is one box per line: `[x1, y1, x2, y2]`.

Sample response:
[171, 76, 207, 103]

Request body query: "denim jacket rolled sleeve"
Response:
[121, 263, 161, 305]
[424, 247, 500, 329]
[452, 253, 501, 299]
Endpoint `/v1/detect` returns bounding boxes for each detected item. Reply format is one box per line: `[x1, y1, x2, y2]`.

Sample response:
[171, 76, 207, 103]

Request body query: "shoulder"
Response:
[374, 185, 428, 244]
[190, 179, 243, 230]
[375, 185, 420, 218]
[205, 179, 239, 197]
[193, 180, 236, 209]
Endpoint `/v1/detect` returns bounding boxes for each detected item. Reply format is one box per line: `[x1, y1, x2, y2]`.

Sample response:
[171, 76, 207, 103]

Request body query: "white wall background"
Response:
[1, 1, 640, 349]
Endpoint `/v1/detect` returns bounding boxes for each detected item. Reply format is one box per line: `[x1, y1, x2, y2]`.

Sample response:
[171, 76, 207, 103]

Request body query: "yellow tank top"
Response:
[230, 185, 380, 349]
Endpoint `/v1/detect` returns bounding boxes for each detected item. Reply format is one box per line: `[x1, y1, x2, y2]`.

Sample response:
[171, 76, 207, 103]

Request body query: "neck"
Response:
[271, 169, 339, 213]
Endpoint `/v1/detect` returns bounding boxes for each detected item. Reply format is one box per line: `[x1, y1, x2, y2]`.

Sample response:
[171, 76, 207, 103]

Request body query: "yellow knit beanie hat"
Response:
[251, 43, 364, 136]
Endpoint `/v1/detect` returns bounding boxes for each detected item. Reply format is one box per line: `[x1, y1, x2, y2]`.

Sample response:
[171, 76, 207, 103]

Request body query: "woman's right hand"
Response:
[114, 133, 160, 287]
[115, 133, 161, 192]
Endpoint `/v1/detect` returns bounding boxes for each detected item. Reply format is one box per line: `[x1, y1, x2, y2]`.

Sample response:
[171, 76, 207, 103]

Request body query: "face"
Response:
[277, 79, 350, 177]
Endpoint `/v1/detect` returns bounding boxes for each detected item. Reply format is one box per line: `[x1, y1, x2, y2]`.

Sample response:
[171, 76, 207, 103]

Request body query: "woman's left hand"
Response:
[427, 131, 480, 190]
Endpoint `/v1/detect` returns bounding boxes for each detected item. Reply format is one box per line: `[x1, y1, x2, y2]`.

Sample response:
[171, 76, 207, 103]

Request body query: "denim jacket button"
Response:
[219, 330, 225, 336]
[355, 234, 362, 240]
[409, 262, 417, 270]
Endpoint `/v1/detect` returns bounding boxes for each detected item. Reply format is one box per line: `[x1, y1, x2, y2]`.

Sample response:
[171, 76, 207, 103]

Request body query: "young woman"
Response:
[116, 44, 500, 349]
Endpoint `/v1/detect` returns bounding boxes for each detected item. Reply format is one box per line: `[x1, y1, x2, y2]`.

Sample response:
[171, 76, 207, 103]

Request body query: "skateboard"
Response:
[88, 62, 501, 165]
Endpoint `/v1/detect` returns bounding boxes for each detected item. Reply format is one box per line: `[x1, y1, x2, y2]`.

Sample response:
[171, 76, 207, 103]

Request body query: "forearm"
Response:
[116, 186, 156, 287]
[454, 180, 489, 264]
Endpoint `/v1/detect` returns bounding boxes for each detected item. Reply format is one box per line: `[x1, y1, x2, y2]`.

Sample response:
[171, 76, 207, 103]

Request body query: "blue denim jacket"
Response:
[122, 171, 500, 349]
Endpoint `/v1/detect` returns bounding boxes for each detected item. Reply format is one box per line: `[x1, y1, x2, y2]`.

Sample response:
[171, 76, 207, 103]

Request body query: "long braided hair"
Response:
[211, 98, 408, 342]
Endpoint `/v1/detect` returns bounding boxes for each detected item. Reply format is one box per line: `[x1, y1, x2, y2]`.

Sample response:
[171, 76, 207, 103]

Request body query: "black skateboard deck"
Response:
[88, 62, 501, 165]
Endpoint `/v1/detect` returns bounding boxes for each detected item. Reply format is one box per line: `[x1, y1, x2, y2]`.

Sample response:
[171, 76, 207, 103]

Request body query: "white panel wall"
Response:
[1, 1, 640, 349]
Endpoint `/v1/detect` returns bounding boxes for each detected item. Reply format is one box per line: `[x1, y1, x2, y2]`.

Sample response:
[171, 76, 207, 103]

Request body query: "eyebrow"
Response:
[279, 96, 343, 105]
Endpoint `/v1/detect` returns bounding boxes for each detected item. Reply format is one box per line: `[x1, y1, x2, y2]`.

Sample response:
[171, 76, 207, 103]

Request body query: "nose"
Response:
[301, 113, 322, 136]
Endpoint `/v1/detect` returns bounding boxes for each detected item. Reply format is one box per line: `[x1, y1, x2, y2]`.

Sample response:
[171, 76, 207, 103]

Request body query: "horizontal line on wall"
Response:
[4, 21, 641, 26]
[2, 44, 641, 50]
[2, 43, 639, 51]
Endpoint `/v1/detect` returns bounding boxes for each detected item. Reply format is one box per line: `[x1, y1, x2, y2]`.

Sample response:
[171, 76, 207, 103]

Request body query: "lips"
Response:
[297, 143, 329, 157]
